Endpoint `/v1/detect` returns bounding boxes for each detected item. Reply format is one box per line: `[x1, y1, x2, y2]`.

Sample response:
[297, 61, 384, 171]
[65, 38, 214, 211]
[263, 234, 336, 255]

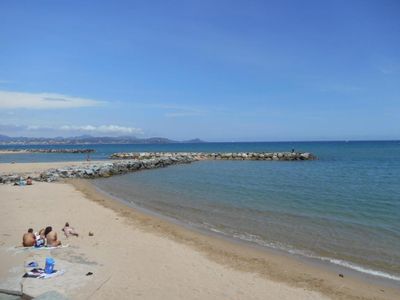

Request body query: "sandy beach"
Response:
[0, 164, 399, 299]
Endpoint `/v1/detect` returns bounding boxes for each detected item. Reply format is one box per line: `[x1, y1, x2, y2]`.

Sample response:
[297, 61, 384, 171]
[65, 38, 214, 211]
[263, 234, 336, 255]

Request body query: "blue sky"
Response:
[0, 0, 399, 141]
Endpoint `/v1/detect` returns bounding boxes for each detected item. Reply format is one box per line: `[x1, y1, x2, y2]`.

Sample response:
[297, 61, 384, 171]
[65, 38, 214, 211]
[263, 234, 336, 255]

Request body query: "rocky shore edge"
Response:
[0, 151, 315, 184]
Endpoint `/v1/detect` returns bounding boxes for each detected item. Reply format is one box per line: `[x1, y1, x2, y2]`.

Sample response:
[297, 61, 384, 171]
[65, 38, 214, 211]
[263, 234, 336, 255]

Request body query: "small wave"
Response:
[318, 258, 400, 282]
[197, 223, 400, 282]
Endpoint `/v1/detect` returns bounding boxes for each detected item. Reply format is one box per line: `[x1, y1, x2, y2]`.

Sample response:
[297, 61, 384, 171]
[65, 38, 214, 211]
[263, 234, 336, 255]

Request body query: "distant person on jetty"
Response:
[62, 222, 79, 238]
[22, 228, 36, 247]
[44, 226, 62, 247]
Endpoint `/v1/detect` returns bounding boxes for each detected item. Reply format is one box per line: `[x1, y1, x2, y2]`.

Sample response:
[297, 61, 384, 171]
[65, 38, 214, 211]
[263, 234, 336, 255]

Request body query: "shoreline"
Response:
[90, 177, 400, 286]
[71, 178, 400, 299]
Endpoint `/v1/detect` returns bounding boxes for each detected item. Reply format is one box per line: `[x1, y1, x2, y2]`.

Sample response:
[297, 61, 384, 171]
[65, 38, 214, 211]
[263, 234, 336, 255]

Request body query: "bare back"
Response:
[46, 230, 61, 247]
[22, 232, 35, 247]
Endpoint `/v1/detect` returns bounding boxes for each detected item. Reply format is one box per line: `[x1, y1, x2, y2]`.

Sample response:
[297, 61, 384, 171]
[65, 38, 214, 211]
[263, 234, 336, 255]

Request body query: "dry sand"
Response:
[0, 169, 399, 299]
[0, 182, 326, 299]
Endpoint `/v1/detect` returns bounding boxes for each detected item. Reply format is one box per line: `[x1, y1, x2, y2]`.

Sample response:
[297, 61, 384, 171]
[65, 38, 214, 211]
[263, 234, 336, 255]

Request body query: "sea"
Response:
[1, 141, 399, 282]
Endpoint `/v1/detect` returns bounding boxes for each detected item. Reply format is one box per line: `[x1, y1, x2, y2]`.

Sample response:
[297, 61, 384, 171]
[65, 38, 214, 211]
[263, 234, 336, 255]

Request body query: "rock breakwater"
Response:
[0, 155, 196, 184]
[0, 151, 315, 184]
[110, 151, 315, 161]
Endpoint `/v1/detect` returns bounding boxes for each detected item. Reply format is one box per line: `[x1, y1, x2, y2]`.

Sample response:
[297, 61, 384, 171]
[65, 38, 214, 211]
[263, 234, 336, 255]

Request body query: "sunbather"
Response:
[38, 228, 45, 239]
[22, 228, 36, 247]
[44, 226, 62, 247]
[34, 228, 45, 247]
[62, 222, 79, 237]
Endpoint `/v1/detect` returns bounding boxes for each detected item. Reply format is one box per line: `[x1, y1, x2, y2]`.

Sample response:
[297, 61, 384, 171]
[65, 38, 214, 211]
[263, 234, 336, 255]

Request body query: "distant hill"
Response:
[0, 134, 206, 145]
[0, 134, 12, 142]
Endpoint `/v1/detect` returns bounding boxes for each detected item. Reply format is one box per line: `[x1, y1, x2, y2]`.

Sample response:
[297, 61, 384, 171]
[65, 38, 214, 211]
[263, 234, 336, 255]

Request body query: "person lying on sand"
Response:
[44, 226, 61, 247]
[62, 222, 79, 238]
[22, 228, 36, 247]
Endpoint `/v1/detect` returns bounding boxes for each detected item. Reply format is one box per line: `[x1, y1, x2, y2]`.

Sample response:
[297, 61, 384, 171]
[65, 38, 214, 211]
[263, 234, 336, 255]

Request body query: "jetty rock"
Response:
[109, 151, 316, 161]
[0, 151, 315, 184]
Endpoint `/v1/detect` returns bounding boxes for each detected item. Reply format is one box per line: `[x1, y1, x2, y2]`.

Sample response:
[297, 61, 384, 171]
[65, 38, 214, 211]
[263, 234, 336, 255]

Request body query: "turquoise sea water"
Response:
[2, 141, 400, 281]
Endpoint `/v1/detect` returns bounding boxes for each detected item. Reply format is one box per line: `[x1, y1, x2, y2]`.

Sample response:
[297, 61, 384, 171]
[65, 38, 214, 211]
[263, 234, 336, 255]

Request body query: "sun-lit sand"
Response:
[0, 163, 399, 299]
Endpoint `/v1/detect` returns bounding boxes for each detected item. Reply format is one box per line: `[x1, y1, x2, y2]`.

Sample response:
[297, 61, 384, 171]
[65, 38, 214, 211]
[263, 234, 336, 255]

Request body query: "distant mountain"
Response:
[184, 138, 204, 143]
[0, 134, 206, 145]
[0, 134, 12, 142]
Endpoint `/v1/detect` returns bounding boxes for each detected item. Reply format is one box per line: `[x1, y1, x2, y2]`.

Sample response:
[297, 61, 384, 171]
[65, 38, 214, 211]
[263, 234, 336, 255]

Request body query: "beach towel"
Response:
[10, 244, 69, 254]
[22, 268, 65, 279]
[34, 244, 69, 250]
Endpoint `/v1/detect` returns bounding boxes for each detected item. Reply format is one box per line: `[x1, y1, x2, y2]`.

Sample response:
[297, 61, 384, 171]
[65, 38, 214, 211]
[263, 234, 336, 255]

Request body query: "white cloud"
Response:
[59, 124, 143, 135]
[0, 90, 105, 109]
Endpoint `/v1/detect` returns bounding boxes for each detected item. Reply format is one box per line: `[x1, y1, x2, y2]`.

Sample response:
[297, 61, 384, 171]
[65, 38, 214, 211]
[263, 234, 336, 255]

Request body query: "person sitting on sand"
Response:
[38, 228, 45, 239]
[62, 222, 79, 238]
[22, 228, 36, 247]
[34, 228, 45, 247]
[44, 226, 61, 247]
[26, 177, 32, 185]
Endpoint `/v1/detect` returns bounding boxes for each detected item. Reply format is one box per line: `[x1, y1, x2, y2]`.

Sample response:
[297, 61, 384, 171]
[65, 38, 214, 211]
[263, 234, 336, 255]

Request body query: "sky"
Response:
[0, 0, 399, 141]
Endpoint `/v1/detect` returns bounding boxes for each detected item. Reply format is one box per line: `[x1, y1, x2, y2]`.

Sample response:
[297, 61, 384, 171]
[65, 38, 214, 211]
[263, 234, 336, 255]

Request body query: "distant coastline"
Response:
[0, 134, 205, 145]
[0, 133, 398, 146]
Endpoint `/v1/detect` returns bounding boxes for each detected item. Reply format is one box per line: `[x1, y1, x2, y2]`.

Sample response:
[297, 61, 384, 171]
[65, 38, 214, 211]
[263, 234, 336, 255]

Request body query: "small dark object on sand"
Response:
[89, 232, 94, 236]
[86, 272, 93, 276]
[339, 273, 344, 278]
